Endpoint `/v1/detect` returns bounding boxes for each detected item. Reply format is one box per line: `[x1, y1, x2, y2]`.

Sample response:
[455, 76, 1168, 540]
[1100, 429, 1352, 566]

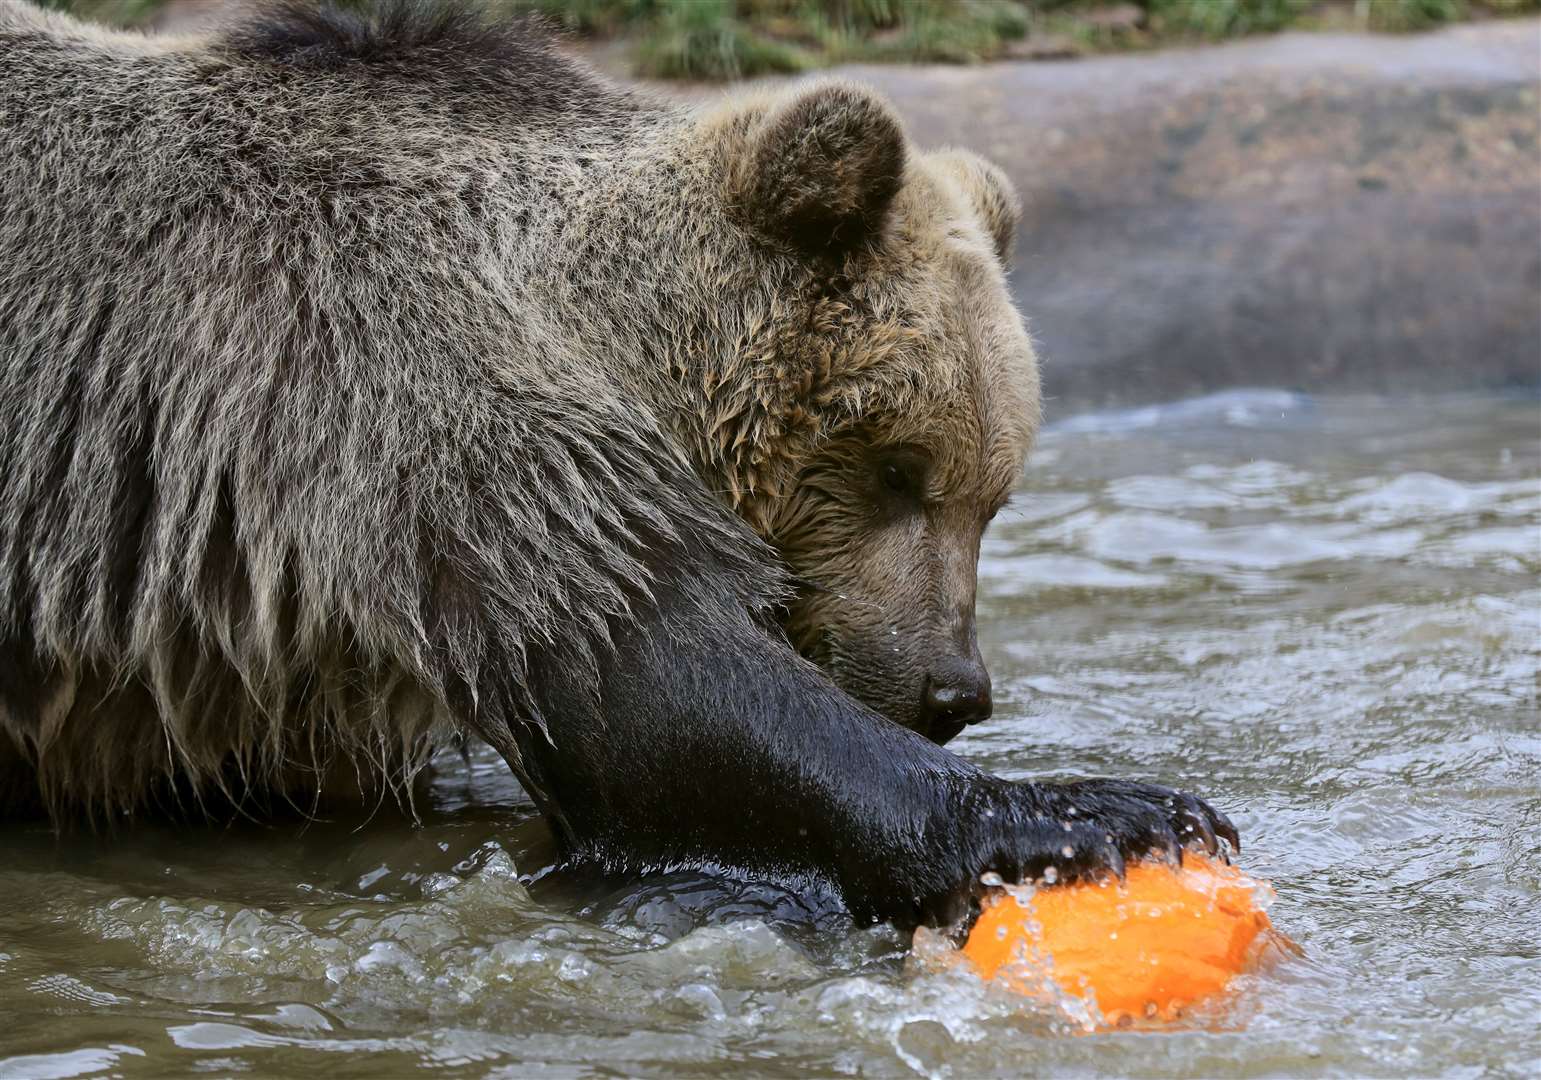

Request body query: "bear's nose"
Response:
[921, 661, 993, 742]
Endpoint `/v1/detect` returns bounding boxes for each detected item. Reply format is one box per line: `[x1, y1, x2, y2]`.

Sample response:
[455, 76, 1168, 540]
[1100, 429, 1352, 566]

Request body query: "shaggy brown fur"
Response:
[2, 0, 731, 817]
[0, 1, 1235, 924]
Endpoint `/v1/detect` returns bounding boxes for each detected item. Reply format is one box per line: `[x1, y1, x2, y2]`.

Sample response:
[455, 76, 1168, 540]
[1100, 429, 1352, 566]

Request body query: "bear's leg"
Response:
[443, 527, 1237, 929]
[367, 395, 1240, 929]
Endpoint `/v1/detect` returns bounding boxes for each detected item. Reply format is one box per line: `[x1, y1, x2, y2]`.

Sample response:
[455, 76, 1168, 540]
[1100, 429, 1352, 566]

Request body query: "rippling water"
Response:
[2, 393, 1537, 1078]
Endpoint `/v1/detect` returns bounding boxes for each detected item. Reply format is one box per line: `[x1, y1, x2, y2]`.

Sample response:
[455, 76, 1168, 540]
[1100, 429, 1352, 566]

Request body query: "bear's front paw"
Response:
[1036, 778, 1240, 866]
[851, 777, 1239, 928]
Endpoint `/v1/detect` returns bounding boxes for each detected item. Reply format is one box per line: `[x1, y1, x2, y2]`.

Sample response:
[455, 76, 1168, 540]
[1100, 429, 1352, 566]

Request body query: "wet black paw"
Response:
[862, 776, 1240, 930]
[1037, 778, 1240, 866]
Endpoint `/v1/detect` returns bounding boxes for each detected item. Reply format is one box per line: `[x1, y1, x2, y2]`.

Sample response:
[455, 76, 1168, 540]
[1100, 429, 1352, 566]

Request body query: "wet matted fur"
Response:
[0, 0, 1236, 925]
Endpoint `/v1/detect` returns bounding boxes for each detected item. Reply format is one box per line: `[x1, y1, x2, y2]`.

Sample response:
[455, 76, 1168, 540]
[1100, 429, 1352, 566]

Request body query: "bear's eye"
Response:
[875, 453, 927, 503]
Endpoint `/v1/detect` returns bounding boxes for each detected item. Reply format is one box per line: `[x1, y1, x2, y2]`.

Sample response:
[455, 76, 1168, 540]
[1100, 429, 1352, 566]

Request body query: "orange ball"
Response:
[960, 854, 1283, 1024]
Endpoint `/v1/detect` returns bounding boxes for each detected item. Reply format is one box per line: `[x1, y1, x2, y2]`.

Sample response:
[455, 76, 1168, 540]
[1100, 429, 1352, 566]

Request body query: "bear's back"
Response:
[0, 0, 650, 222]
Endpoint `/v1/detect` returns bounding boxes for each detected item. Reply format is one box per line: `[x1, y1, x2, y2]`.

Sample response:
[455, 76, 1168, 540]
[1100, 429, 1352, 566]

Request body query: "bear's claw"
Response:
[1042, 778, 1241, 866]
[854, 776, 1240, 928]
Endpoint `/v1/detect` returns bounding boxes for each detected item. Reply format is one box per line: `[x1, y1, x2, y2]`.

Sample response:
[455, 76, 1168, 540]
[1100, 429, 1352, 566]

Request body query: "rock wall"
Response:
[835, 22, 1540, 408]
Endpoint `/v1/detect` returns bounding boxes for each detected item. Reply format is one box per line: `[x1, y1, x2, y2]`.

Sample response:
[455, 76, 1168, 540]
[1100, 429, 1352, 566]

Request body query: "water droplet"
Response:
[1042, 866, 1059, 884]
[1061, 845, 1075, 858]
[980, 871, 1004, 888]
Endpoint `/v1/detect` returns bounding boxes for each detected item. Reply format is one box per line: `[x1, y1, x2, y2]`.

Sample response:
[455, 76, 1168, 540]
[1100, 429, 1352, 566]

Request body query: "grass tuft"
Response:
[36, 0, 168, 24]
[1364, 0, 1468, 32]
[634, 0, 810, 80]
[1142, 0, 1311, 38]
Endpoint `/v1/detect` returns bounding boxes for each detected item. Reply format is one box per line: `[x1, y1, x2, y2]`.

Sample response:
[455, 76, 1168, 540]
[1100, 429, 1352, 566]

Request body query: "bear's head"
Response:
[680, 81, 1039, 745]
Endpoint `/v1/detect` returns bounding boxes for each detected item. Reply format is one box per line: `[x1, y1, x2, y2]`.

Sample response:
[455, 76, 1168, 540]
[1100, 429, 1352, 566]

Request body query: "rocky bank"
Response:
[828, 22, 1540, 408]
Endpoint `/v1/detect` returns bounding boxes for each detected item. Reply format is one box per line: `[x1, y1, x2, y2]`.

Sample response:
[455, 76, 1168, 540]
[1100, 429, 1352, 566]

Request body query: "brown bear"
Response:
[0, 1, 1234, 926]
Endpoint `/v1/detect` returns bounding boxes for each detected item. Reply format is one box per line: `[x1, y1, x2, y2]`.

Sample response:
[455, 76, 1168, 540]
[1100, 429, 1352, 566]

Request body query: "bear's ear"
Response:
[930, 150, 1022, 264]
[727, 81, 906, 254]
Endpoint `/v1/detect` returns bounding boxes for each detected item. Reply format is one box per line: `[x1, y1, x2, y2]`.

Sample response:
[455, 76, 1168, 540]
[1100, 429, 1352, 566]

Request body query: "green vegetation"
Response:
[1362, 0, 1467, 31]
[632, 0, 810, 80]
[521, 0, 1034, 79]
[521, 0, 1541, 76]
[37, 0, 167, 23]
[1141, 0, 1313, 37]
[41, 0, 1541, 79]
[1031, 1, 1536, 51]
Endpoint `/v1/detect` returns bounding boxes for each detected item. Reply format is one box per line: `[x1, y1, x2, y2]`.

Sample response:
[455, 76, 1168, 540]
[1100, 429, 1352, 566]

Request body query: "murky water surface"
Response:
[2, 393, 1537, 1078]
